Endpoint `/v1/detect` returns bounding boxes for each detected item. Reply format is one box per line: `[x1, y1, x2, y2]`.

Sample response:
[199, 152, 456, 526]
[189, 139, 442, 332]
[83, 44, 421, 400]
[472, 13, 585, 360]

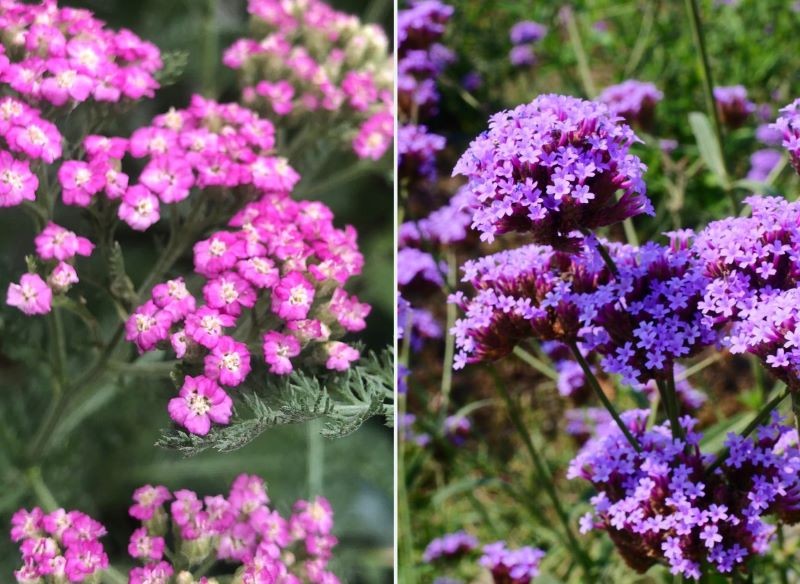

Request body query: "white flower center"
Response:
[74, 168, 91, 187]
[1, 169, 24, 191]
[188, 393, 211, 415]
[221, 351, 241, 372]
[289, 285, 308, 306]
[209, 239, 227, 256]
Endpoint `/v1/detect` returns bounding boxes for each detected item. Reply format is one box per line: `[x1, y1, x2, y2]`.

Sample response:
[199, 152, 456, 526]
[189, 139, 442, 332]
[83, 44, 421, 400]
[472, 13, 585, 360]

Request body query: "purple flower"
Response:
[509, 44, 536, 68]
[453, 94, 652, 248]
[746, 149, 782, 182]
[479, 541, 545, 584]
[398, 248, 446, 292]
[772, 98, 800, 175]
[398, 1, 454, 51]
[569, 411, 800, 579]
[713, 85, 755, 128]
[423, 531, 478, 563]
[399, 124, 446, 183]
[413, 186, 475, 245]
[598, 80, 663, 128]
[509, 21, 547, 45]
[756, 123, 783, 147]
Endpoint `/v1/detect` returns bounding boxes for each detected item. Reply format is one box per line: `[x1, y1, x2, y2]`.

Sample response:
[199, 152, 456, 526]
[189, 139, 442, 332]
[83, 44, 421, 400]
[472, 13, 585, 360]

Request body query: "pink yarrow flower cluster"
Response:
[59, 95, 296, 231]
[126, 193, 370, 435]
[0, 0, 162, 106]
[6, 221, 95, 315]
[225, 0, 394, 160]
[10, 507, 108, 583]
[126, 474, 340, 584]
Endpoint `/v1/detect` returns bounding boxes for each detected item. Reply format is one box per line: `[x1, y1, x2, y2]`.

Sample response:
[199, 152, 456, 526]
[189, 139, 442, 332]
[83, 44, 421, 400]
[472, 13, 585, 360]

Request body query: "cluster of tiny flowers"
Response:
[598, 80, 663, 129]
[397, 0, 454, 120]
[0, 97, 61, 207]
[58, 94, 292, 228]
[713, 85, 755, 129]
[569, 410, 800, 580]
[399, 124, 446, 183]
[508, 21, 546, 68]
[479, 542, 545, 584]
[746, 149, 782, 182]
[449, 243, 607, 368]
[398, 293, 442, 352]
[453, 94, 652, 248]
[6, 222, 95, 315]
[422, 531, 478, 563]
[11, 507, 108, 583]
[401, 187, 474, 247]
[398, 247, 445, 293]
[580, 235, 716, 386]
[126, 193, 369, 435]
[400, 412, 431, 446]
[224, 0, 393, 160]
[126, 474, 339, 584]
[772, 98, 800, 174]
[0, 0, 162, 107]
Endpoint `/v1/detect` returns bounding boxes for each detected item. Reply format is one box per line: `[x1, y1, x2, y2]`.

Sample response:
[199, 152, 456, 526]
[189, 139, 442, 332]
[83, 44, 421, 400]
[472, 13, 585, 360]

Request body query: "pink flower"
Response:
[40, 61, 93, 106]
[185, 307, 236, 349]
[229, 474, 269, 514]
[0, 151, 37, 207]
[34, 222, 94, 261]
[204, 337, 252, 387]
[7, 274, 52, 315]
[63, 540, 108, 582]
[341, 71, 378, 111]
[203, 273, 257, 317]
[129, 561, 173, 584]
[329, 289, 371, 332]
[324, 342, 359, 371]
[119, 185, 160, 230]
[84, 135, 128, 159]
[262, 332, 301, 375]
[353, 110, 392, 160]
[286, 319, 330, 343]
[48, 262, 79, 293]
[129, 485, 171, 521]
[194, 232, 247, 277]
[140, 156, 194, 203]
[59, 161, 104, 206]
[128, 527, 165, 562]
[151, 277, 196, 320]
[272, 272, 315, 321]
[168, 375, 233, 435]
[11, 508, 44, 542]
[170, 328, 190, 358]
[125, 300, 172, 353]
[7, 120, 62, 163]
[237, 256, 279, 289]
[101, 165, 130, 199]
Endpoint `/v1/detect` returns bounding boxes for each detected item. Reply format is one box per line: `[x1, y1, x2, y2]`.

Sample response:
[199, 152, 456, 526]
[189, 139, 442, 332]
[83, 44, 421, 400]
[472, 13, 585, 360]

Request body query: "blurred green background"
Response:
[0, 0, 394, 578]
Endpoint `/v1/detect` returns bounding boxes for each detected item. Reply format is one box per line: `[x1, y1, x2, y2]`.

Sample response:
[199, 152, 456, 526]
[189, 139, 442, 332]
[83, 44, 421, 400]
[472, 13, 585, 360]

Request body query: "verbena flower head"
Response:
[598, 80, 663, 129]
[415, 186, 474, 245]
[479, 541, 545, 584]
[399, 124, 446, 183]
[772, 98, 800, 175]
[580, 235, 716, 386]
[225, 0, 393, 160]
[569, 411, 800, 580]
[453, 94, 652, 248]
[509, 21, 547, 45]
[398, 247, 445, 293]
[127, 193, 369, 435]
[11, 507, 108, 583]
[450, 243, 609, 368]
[746, 149, 782, 182]
[422, 531, 478, 563]
[713, 85, 755, 129]
[509, 45, 536, 68]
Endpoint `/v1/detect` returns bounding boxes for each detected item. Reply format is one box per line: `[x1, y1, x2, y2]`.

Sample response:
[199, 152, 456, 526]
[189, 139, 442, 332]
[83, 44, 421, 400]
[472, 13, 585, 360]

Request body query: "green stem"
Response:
[513, 346, 558, 381]
[439, 250, 458, 411]
[568, 342, 641, 452]
[202, 0, 219, 98]
[102, 566, 129, 584]
[706, 387, 790, 475]
[563, 6, 597, 98]
[26, 467, 58, 512]
[48, 308, 67, 390]
[683, 0, 738, 214]
[307, 419, 324, 497]
[398, 395, 416, 584]
[490, 368, 594, 577]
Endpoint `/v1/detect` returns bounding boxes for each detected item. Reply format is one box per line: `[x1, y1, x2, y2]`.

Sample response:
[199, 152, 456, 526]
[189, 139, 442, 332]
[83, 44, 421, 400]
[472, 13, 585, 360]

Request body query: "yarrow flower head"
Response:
[422, 531, 478, 563]
[226, 0, 393, 160]
[569, 411, 800, 580]
[598, 80, 663, 129]
[10, 507, 108, 583]
[479, 541, 545, 584]
[453, 94, 652, 248]
[713, 85, 755, 129]
[127, 193, 369, 435]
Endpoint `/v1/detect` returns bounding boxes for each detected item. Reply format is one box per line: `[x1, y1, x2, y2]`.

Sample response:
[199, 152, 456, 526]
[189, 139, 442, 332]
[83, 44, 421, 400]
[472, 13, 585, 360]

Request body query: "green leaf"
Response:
[156, 348, 395, 456]
[688, 111, 730, 189]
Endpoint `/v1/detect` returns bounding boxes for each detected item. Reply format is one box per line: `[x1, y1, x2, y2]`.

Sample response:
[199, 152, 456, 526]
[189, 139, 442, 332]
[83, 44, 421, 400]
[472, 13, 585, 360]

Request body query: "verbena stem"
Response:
[568, 342, 641, 452]
[439, 250, 458, 411]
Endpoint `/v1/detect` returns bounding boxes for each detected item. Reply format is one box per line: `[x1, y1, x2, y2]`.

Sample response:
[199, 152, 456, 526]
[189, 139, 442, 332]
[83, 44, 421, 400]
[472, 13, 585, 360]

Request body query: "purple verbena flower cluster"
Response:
[771, 98, 800, 174]
[508, 21, 546, 69]
[399, 124, 447, 183]
[746, 149, 782, 182]
[423, 531, 478, 562]
[453, 94, 652, 248]
[598, 80, 663, 128]
[479, 541, 545, 584]
[569, 411, 800, 579]
[713, 85, 755, 129]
